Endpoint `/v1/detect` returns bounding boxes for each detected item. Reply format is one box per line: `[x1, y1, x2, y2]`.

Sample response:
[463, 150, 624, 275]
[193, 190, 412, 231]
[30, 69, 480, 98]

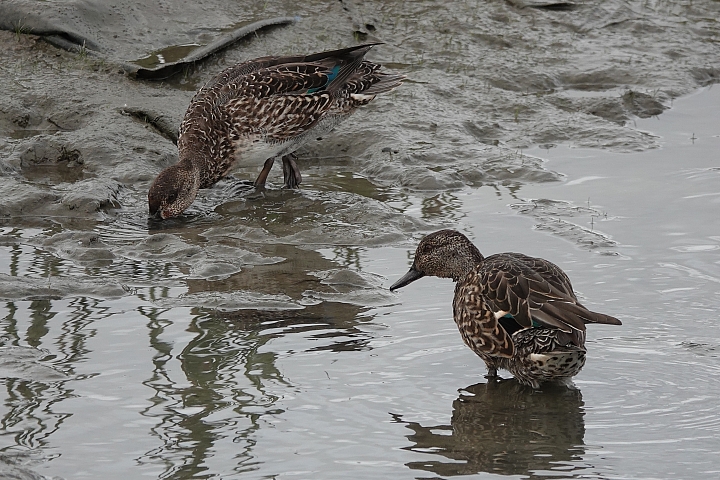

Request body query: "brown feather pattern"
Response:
[148, 44, 404, 219]
[390, 229, 621, 388]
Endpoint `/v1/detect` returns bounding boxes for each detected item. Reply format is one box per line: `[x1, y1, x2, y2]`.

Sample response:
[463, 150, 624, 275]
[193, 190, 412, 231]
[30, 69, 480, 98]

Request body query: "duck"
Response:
[148, 43, 404, 219]
[390, 229, 621, 388]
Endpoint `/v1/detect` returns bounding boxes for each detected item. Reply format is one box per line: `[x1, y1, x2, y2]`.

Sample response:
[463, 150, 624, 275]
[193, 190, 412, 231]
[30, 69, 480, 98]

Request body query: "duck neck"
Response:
[177, 146, 209, 186]
[452, 249, 484, 283]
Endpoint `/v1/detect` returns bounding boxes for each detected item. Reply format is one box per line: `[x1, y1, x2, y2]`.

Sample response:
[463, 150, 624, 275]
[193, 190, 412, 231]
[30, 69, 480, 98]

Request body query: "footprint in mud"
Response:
[2, 96, 88, 139]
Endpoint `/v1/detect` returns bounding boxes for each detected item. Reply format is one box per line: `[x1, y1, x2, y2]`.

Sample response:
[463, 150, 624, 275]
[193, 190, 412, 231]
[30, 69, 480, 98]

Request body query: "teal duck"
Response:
[148, 43, 404, 219]
[390, 229, 621, 388]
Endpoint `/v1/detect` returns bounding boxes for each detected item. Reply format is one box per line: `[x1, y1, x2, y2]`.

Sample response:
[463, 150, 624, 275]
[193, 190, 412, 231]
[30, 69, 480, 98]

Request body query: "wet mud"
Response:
[2, 0, 718, 234]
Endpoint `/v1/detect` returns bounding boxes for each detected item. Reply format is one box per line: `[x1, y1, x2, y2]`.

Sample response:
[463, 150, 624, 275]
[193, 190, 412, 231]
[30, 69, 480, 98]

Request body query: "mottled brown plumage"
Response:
[148, 43, 404, 219]
[390, 229, 621, 388]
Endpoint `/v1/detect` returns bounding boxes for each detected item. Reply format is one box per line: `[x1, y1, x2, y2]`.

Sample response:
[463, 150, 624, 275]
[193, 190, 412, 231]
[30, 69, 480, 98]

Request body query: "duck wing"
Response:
[508, 253, 622, 326]
[222, 88, 335, 142]
[182, 44, 402, 143]
[477, 253, 620, 347]
[195, 43, 382, 97]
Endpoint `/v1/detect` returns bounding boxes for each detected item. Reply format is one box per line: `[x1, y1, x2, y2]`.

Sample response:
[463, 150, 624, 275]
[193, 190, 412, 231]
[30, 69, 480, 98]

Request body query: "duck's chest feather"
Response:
[452, 279, 514, 359]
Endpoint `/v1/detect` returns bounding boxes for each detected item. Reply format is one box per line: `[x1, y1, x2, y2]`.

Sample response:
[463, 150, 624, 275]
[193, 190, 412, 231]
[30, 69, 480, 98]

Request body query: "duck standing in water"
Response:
[148, 43, 404, 219]
[390, 229, 622, 388]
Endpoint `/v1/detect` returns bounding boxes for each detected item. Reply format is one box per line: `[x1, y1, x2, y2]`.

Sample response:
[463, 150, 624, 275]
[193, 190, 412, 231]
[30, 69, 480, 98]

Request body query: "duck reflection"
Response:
[397, 380, 586, 477]
[136, 301, 372, 478]
[420, 191, 463, 223]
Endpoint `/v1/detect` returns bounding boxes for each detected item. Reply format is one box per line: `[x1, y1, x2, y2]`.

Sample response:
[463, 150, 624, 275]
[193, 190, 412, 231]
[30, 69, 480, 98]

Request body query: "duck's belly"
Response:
[228, 114, 348, 171]
[229, 138, 294, 169]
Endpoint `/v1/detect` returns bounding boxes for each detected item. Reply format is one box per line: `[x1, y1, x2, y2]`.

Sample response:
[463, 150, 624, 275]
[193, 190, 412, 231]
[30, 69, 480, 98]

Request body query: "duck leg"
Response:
[281, 153, 302, 189]
[254, 157, 275, 187]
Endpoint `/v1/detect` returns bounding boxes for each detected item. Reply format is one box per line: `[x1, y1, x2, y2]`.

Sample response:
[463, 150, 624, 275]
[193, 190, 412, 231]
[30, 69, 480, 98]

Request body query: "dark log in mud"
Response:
[0, 3, 296, 80]
[122, 17, 298, 80]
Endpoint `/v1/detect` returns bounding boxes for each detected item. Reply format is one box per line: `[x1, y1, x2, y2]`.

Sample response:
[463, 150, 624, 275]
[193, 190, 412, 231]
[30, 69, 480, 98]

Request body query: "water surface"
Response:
[1, 87, 718, 479]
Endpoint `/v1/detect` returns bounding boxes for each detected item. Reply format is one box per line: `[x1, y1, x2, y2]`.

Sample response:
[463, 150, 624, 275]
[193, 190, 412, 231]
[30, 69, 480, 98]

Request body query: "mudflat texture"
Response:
[1, 1, 718, 227]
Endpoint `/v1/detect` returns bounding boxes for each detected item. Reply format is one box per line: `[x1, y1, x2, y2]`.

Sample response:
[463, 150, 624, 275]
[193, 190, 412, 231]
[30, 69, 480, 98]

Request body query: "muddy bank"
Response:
[0, 0, 719, 304]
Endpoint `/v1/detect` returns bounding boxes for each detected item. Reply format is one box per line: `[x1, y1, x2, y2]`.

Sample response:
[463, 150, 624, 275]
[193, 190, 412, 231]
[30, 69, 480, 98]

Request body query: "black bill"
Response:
[389, 267, 425, 291]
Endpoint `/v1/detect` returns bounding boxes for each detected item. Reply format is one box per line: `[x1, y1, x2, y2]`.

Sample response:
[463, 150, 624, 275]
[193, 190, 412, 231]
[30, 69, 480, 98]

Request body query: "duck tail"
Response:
[301, 44, 382, 95]
[362, 73, 406, 95]
[537, 300, 622, 329]
[582, 310, 622, 325]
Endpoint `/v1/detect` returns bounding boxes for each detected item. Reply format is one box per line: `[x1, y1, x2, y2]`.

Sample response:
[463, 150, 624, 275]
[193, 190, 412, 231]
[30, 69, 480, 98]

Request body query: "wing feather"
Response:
[223, 92, 334, 141]
[476, 253, 623, 347]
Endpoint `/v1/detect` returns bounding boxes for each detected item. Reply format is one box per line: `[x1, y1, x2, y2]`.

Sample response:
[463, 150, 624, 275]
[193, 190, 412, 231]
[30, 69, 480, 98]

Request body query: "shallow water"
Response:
[1, 85, 719, 478]
[1, 0, 720, 478]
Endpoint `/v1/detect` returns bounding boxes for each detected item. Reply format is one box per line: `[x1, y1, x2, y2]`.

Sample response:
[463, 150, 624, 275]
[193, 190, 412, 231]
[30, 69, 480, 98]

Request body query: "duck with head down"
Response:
[390, 229, 622, 389]
[148, 43, 404, 219]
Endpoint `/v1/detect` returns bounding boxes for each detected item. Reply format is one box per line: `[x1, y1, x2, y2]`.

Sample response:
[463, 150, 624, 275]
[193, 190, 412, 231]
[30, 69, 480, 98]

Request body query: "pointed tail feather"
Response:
[530, 299, 620, 345]
[530, 308, 583, 334]
[324, 51, 374, 95]
[541, 300, 622, 327]
[582, 310, 622, 325]
[533, 301, 588, 332]
[363, 73, 406, 94]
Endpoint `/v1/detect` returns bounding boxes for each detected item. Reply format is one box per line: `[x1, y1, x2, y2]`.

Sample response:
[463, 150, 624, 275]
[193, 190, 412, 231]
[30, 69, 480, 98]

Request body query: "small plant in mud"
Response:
[77, 41, 88, 59]
[13, 20, 30, 41]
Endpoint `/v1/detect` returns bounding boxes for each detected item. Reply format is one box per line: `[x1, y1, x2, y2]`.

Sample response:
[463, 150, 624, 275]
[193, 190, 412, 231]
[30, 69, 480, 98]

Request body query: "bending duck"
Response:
[149, 43, 404, 219]
[390, 229, 621, 388]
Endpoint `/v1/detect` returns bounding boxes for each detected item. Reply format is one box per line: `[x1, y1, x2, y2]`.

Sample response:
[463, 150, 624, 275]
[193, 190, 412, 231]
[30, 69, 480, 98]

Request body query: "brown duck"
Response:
[390, 229, 622, 388]
[148, 43, 404, 219]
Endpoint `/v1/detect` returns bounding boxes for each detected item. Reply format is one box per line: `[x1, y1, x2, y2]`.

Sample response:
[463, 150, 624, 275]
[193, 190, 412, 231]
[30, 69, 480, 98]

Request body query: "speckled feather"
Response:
[464, 252, 591, 349]
[148, 43, 404, 219]
[391, 229, 621, 388]
[178, 59, 390, 187]
[501, 327, 587, 389]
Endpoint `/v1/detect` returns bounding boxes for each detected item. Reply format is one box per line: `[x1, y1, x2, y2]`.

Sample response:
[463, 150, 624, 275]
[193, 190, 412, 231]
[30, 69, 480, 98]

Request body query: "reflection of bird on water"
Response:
[136, 302, 372, 478]
[148, 43, 404, 219]
[390, 229, 622, 388]
[395, 380, 586, 477]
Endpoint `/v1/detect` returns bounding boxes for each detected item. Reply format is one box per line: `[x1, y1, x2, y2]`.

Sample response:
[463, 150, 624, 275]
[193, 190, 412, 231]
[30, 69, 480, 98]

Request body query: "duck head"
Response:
[390, 229, 484, 290]
[148, 163, 200, 220]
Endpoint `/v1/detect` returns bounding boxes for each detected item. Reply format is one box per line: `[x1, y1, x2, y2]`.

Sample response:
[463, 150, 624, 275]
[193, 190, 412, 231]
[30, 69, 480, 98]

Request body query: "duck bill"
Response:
[390, 267, 425, 291]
